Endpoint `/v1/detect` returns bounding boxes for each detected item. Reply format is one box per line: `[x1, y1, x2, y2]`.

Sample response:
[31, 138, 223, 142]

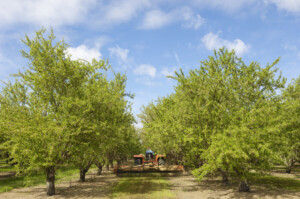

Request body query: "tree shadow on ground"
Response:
[54, 172, 118, 198]
[169, 174, 300, 199]
[2, 171, 118, 199]
[111, 173, 172, 196]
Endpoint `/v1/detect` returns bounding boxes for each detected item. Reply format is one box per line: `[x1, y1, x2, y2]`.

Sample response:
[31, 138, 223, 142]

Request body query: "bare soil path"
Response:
[1, 170, 300, 199]
[0, 165, 16, 179]
[168, 174, 300, 199]
[0, 171, 15, 179]
[0, 171, 119, 199]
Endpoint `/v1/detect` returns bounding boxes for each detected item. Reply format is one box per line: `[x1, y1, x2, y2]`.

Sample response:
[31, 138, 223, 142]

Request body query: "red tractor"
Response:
[114, 149, 183, 174]
[134, 149, 165, 166]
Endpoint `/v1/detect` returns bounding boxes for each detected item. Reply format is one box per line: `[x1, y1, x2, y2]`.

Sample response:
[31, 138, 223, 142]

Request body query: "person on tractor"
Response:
[145, 149, 154, 161]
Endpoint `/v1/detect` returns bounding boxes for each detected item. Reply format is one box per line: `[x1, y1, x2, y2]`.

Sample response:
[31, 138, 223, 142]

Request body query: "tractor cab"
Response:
[145, 149, 154, 161]
[133, 149, 165, 166]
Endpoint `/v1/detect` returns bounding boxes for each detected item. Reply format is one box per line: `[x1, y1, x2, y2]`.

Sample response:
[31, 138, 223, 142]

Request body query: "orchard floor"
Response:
[169, 174, 300, 199]
[1, 170, 300, 199]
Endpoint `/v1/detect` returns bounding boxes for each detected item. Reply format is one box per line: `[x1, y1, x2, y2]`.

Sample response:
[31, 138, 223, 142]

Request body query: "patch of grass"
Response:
[248, 173, 300, 192]
[0, 162, 6, 166]
[293, 168, 300, 172]
[111, 173, 174, 199]
[0, 172, 46, 193]
[0, 165, 15, 172]
[271, 164, 300, 173]
[0, 166, 87, 194]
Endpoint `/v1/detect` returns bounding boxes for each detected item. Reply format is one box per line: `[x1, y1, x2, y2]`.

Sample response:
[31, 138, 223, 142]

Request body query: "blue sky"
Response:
[0, 0, 300, 127]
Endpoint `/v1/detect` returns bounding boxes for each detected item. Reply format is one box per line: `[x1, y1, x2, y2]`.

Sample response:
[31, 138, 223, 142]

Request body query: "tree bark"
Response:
[218, 168, 229, 185]
[284, 158, 295, 174]
[239, 179, 250, 192]
[106, 164, 109, 171]
[234, 167, 250, 192]
[97, 165, 103, 175]
[46, 166, 55, 196]
[79, 162, 92, 182]
[80, 170, 86, 182]
[110, 160, 113, 168]
[95, 161, 104, 175]
[286, 160, 295, 173]
[5, 152, 9, 164]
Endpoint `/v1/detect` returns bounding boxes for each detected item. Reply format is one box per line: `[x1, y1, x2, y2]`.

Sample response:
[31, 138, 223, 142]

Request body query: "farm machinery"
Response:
[114, 149, 184, 174]
[133, 149, 165, 166]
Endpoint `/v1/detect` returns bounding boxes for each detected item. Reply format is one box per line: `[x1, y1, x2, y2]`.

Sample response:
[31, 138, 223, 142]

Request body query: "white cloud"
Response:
[201, 32, 250, 56]
[92, 36, 112, 50]
[95, 0, 151, 26]
[134, 64, 157, 77]
[191, 0, 257, 12]
[182, 14, 205, 29]
[161, 67, 177, 77]
[108, 45, 132, 69]
[284, 43, 298, 51]
[192, 0, 300, 14]
[134, 121, 143, 129]
[66, 45, 101, 62]
[135, 77, 162, 86]
[0, 0, 95, 27]
[264, 0, 300, 14]
[108, 45, 129, 62]
[140, 10, 172, 29]
[140, 7, 204, 30]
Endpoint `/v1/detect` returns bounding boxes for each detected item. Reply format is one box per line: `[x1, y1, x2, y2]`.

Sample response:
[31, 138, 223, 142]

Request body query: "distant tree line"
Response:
[139, 49, 300, 191]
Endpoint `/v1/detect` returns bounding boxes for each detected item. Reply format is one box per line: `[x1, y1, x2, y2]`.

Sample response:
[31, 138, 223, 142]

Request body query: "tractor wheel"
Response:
[158, 158, 165, 165]
[135, 158, 142, 165]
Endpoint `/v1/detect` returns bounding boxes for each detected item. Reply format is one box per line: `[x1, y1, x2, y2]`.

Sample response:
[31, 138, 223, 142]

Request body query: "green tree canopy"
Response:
[140, 48, 286, 191]
[0, 28, 138, 196]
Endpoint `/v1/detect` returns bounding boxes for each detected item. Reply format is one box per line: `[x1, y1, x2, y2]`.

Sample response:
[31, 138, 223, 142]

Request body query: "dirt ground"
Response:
[0, 171, 15, 179]
[0, 171, 119, 199]
[169, 174, 300, 199]
[0, 165, 16, 179]
[1, 170, 300, 199]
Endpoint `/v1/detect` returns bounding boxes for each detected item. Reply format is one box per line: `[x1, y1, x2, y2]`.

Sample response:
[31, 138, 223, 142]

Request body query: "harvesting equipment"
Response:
[133, 149, 165, 166]
[114, 149, 184, 174]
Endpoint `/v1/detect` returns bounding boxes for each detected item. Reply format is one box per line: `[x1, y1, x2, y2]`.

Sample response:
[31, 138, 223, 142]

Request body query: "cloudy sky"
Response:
[0, 0, 300, 127]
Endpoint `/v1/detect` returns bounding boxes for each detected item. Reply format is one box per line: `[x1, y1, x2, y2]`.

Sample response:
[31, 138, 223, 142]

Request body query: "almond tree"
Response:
[0, 29, 109, 196]
[276, 76, 300, 173]
[140, 48, 286, 191]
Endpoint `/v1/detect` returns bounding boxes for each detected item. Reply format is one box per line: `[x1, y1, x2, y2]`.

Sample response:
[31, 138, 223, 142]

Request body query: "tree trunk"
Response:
[222, 173, 229, 184]
[46, 166, 55, 196]
[239, 179, 250, 192]
[97, 165, 103, 175]
[80, 169, 86, 182]
[95, 161, 104, 175]
[284, 158, 295, 174]
[218, 168, 229, 185]
[110, 160, 113, 168]
[106, 164, 109, 171]
[285, 160, 295, 173]
[5, 152, 9, 164]
[79, 162, 92, 182]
